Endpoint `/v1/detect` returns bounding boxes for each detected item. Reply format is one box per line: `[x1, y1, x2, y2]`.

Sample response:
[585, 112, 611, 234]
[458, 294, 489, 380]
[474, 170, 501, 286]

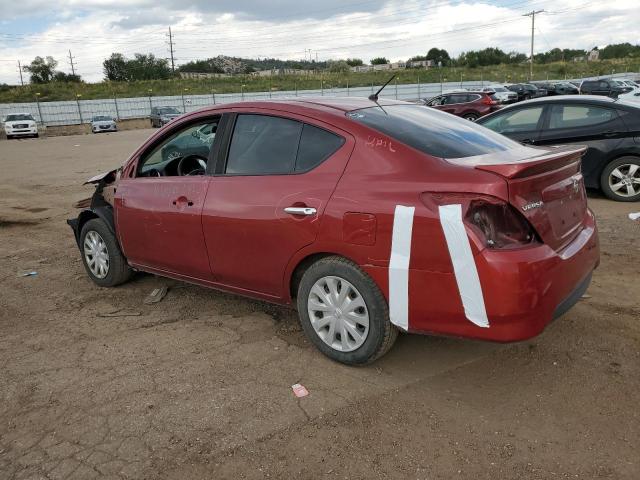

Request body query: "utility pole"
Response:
[68, 50, 76, 76]
[17, 61, 24, 86]
[523, 10, 544, 80]
[168, 27, 175, 72]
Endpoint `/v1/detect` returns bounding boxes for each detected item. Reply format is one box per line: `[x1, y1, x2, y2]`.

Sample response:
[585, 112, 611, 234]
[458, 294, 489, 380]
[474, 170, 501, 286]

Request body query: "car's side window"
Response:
[481, 107, 544, 133]
[225, 115, 302, 175]
[137, 118, 220, 177]
[295, 124, 345, 172]
[548, 105, 617, 130]
[224, 115, 344, 175]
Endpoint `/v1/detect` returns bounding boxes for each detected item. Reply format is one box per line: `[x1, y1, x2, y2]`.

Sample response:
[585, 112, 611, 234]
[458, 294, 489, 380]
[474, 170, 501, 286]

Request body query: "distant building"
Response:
[588, 49, 600, 61]
[408, 60, 434, 68]
[179, 72, 231, 79]
[373, 63, 392, 71]
[250, 68, 316, 76]
[350, 65, 373, 73]
[390, 61, 406, 70]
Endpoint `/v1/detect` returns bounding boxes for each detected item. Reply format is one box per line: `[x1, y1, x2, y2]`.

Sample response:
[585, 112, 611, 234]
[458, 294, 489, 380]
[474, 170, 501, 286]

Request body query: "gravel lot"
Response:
[1, 130, 639, 480]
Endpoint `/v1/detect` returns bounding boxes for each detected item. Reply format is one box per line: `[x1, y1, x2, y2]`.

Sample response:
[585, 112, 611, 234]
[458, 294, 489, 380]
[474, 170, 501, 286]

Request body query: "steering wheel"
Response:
[177, 155, 208, 176]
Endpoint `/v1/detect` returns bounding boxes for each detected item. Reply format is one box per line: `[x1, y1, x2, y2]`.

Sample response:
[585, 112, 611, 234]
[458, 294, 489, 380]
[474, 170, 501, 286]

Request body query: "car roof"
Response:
[6, 112, 32, 115]
[500, 94, 618, 106]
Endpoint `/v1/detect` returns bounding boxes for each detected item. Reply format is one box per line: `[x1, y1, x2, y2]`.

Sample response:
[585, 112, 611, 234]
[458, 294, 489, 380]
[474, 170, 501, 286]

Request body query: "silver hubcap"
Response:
[84, 231, 109, 279]
[609, 163, 640, 197]
[307, 276, 369, 352]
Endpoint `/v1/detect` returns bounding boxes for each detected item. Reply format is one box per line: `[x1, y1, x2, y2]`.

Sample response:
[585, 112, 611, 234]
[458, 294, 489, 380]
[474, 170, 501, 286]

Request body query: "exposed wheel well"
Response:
[289, 252, 360, 301]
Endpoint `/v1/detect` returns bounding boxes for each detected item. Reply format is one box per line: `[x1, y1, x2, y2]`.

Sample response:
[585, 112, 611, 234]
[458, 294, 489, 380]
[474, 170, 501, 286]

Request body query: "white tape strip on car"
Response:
[438, 204, 489, 328]
[388, 205, 415, 331]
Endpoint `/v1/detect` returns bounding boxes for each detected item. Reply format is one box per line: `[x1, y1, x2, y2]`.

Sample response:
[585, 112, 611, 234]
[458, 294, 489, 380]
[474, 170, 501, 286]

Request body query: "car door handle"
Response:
[521, 138, 535, 145]
[284, 207, 317, 216]
[603, 131, 617, 138]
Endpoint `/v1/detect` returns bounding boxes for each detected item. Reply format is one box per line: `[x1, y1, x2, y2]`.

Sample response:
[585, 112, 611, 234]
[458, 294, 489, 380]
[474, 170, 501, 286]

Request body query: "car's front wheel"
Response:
[463, 113, 479, 121]
[601, 156, 640, 202]
[80, 218, 133, 287]
[296, 256, 398, 365]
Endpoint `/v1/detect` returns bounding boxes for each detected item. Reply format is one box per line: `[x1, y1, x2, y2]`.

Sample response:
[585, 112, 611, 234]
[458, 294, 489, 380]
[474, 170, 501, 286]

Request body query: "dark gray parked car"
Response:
[150, 106, 182, 128]
[579, 79, 632, 98]
[477, 95, 640, 202]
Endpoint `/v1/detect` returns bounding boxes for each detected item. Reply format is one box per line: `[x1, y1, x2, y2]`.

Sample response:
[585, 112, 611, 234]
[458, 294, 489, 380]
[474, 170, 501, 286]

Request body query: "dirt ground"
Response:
[0, 131, 638, 480]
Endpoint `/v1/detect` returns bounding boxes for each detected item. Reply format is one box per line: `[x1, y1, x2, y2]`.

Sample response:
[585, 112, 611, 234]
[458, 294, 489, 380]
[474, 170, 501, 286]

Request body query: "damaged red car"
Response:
[68, 98, 600, 365]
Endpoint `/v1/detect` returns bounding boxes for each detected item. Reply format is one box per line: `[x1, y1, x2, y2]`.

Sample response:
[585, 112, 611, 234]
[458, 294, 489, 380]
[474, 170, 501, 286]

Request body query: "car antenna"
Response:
[368, 74, 396, 101]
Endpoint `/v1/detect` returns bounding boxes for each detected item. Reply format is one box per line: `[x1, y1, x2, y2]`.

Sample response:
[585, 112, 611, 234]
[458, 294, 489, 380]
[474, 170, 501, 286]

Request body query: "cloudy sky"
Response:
[0, 0, 638, 84]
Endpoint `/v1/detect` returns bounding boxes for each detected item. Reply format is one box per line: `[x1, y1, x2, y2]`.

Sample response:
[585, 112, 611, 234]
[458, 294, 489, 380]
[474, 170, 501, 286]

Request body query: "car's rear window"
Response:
[347, 104, 519, 159]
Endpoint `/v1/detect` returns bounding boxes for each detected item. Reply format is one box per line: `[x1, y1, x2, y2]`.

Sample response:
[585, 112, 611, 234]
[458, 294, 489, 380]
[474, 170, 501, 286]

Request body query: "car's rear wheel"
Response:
[80, 218, 133, 287]
[463, 113, 479, 121]
[600, 156, 640, 202]
[296, 256, 398, 365]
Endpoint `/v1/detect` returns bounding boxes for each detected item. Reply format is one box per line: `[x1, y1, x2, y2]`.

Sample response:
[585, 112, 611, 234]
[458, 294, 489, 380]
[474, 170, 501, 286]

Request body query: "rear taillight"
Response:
[465, 199, 538, 249]
[421, 193, 539, 250]
[482, 95, 497, 105]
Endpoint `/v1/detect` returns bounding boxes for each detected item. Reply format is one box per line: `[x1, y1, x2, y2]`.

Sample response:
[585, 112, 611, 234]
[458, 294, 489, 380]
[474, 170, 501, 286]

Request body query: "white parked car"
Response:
[619, 90, 640, 103]
[2, 113, 38, 139]
[482, 85, 518, 104]
[617, 79, 640, 92]
[90, 115, 118, 133]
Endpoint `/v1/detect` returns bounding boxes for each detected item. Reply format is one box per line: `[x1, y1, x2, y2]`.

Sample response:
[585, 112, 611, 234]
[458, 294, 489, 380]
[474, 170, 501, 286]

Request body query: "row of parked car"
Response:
[420, 78, 640, 121]
[420, 80, 640, 202]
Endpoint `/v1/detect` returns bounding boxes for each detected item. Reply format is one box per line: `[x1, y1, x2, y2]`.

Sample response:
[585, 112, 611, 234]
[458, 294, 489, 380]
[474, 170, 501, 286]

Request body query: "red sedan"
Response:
[68, 98, 599, 365]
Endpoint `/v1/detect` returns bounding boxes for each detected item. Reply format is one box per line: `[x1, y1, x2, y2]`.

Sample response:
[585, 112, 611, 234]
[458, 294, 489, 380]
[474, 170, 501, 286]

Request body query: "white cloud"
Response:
[1, 0, 639, 84]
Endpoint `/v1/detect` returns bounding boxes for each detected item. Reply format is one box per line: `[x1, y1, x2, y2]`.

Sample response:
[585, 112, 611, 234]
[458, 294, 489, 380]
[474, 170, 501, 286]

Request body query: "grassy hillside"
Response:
[1, 59, 638, 103]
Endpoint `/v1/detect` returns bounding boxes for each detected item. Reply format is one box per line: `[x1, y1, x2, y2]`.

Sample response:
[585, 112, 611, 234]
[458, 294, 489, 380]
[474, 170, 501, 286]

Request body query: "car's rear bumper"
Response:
[369, 210, 599, 342]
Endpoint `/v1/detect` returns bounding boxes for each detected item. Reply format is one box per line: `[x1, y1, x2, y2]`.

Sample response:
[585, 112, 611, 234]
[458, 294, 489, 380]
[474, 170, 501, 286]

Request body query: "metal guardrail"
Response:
[1, 72, 638, 127]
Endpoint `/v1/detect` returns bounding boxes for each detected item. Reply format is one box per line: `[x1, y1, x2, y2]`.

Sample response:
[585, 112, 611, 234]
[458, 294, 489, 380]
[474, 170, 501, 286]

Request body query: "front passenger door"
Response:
[115, 117, 221, 279]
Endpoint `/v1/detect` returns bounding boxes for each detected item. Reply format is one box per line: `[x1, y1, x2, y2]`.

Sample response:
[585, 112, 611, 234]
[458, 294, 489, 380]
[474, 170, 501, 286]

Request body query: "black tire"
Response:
[79, 218, 133, 287]
[5, 135, 12, 140]
[34, 133, 39, 138]
[296, 256, 398, 365]
[463, 113, 478, 121]
[600, 156, 640, 202]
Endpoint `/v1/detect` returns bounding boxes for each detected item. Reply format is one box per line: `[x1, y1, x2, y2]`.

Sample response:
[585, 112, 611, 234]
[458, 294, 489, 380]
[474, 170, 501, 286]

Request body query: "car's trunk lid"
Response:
[452, 145, 588, 250]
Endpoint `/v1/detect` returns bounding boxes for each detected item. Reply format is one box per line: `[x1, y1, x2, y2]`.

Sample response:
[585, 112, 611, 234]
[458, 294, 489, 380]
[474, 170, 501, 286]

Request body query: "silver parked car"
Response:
[91, 115, 117, 133]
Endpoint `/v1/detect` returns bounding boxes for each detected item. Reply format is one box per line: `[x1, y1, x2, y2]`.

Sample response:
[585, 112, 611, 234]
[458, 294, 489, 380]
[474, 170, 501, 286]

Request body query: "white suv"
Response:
[2, 112, 39, 139]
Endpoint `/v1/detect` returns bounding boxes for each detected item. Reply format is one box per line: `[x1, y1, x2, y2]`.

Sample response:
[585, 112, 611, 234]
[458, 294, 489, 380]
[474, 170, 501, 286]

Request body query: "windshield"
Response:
[158, 107, 180, 115]
[6, 114, 34, 121]
[347, 104, 519, 159]
[92, 116, 112, 121]
[491, 86, 507, 92]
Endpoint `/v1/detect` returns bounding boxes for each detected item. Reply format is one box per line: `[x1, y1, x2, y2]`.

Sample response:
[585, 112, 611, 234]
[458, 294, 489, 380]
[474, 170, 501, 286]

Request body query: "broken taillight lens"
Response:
[465, 199, 539, 249]
[421, 193, 540, 250]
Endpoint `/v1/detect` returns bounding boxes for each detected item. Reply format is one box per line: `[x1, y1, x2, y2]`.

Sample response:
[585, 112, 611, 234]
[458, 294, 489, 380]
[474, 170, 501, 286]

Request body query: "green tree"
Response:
[345, 58, 363, 67]
[370, 57, 389, 65]
[103, 53, 130, 81]
[23, 56, 57, 83]
[53, 71, 82, 82]
[327, 60, 350, 73]
[426, 48, 450, 66]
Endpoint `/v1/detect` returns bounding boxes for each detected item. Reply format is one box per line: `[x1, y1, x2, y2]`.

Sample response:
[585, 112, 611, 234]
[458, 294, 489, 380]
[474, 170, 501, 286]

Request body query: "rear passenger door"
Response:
[537, 103, 627, 185]
[201, 112, 354, 298]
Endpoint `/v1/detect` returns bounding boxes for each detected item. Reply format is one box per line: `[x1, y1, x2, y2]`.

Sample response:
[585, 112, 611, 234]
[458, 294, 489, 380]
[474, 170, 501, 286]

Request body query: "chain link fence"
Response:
[1, 72, 638, 127]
